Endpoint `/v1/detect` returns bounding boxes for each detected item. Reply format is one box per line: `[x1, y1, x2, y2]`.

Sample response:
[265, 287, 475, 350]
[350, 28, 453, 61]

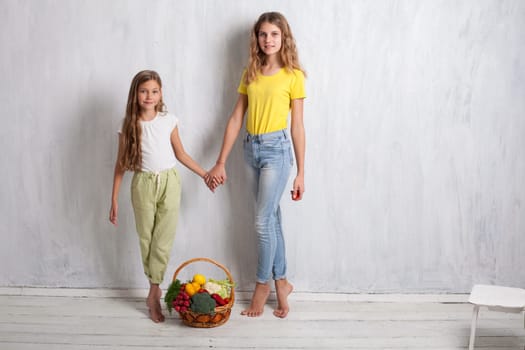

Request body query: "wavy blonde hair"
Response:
[245, 12, 306, 84]
[119, 70, 166, 171]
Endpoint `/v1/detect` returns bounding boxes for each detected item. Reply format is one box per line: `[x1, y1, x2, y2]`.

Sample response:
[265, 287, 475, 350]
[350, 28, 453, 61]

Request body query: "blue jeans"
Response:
[243, 129, 293, 284]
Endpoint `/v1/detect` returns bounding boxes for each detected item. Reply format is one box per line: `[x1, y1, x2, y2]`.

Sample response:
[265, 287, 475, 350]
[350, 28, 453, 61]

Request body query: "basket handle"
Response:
[172, 257, 235, 306]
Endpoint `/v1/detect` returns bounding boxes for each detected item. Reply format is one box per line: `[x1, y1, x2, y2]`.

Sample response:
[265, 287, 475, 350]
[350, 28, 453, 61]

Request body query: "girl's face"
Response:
[137, 79, 162, 113]
[257, 22, 282, 57]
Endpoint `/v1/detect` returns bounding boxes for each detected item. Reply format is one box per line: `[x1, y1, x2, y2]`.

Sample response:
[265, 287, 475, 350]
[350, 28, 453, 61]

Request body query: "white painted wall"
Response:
[1, 0, 524, 293]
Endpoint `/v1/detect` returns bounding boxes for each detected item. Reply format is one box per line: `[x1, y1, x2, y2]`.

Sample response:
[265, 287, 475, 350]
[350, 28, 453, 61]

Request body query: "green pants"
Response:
[131, 167, 181, 284]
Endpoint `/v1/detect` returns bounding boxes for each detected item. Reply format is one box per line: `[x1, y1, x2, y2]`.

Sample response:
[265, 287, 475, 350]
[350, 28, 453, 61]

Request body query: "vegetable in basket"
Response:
[204, 278, 235, 299]
[211, 293, 227, 306]
[190, 292, 216, 314]
[164, 279, 182, 314]
[203, 281, 221, 295]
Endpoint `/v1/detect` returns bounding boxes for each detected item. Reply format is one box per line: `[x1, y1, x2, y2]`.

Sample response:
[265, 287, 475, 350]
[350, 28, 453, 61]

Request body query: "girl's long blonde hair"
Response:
[245, 12, 306, 84]
[119, 70, 166, 171]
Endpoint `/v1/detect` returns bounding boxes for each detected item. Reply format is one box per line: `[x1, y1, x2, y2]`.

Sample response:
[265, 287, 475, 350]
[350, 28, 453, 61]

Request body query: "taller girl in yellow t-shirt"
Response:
[207, 12, 306, 318]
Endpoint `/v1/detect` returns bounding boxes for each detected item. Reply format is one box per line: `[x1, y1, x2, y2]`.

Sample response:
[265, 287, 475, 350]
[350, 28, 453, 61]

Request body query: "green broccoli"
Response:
[190, 292, 216, 314]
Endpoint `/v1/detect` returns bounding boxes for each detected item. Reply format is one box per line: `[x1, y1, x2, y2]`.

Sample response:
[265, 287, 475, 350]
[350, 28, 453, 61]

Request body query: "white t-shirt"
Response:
[118, 112, 179, 173]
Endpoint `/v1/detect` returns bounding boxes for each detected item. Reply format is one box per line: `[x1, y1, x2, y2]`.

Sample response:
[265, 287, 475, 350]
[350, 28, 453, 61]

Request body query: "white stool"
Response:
[468, 284, 525, 350]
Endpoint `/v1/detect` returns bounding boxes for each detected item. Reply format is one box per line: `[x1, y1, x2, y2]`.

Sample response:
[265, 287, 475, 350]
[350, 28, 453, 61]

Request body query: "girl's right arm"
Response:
[207, 94, 248, 189]
[109, 133, 126, 226]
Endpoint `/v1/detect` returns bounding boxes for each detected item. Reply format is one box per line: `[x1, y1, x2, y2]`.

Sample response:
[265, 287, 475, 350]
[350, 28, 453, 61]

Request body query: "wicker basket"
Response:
[172, 257, 235, 328]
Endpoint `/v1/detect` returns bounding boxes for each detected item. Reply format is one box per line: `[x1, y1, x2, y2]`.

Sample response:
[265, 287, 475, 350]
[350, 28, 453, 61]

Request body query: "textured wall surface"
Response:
[1, 0, 524, 292]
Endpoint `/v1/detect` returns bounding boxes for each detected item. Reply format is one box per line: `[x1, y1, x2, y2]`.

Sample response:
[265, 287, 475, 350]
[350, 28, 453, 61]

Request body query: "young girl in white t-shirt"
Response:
[109, 70, 209, 323]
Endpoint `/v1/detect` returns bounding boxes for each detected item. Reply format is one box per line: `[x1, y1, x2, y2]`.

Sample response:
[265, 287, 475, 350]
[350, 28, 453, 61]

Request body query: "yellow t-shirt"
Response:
[238, 68, 306, 135]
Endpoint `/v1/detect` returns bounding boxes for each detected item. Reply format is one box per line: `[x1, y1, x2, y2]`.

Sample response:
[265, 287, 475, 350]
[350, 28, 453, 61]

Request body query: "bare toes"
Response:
[156, 303, 165, 322]
[241, 308, 263, 317]
[273, 308, 289, 318]
[147, 295, 164, 323]
[274, 280, 293, 318]
[241, 283, 270, 317]
[148, 308, 161, 323]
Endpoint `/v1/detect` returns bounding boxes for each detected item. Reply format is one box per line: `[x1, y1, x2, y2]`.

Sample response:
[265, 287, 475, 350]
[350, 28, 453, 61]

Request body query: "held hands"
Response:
[204, 163, 227, 192]
[203, 164, 304, 200]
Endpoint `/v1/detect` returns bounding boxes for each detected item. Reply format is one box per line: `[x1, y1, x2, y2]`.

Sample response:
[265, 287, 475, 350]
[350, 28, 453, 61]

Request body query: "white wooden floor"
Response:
[1, 288, 524, 349]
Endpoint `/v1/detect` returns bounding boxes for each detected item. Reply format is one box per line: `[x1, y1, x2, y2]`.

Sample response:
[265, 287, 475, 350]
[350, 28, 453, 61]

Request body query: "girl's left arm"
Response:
[290, 98, 305, 200]
[171, 127, 208, 179]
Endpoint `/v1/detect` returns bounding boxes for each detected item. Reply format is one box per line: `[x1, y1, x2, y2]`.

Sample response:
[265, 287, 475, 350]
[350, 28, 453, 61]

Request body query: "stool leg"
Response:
[469, 305, 479, 350]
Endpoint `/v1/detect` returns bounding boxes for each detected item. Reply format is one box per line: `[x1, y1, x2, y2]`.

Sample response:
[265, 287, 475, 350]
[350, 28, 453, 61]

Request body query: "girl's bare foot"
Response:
[155, 287, 165, 322]
[147, 284, 165, 323]
[241, 282, 270, 317]
[274, 279, 293, 318]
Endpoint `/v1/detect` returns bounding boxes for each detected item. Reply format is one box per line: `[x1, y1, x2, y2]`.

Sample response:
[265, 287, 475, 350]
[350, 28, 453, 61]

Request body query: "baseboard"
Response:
[0, 287, 469, 303]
